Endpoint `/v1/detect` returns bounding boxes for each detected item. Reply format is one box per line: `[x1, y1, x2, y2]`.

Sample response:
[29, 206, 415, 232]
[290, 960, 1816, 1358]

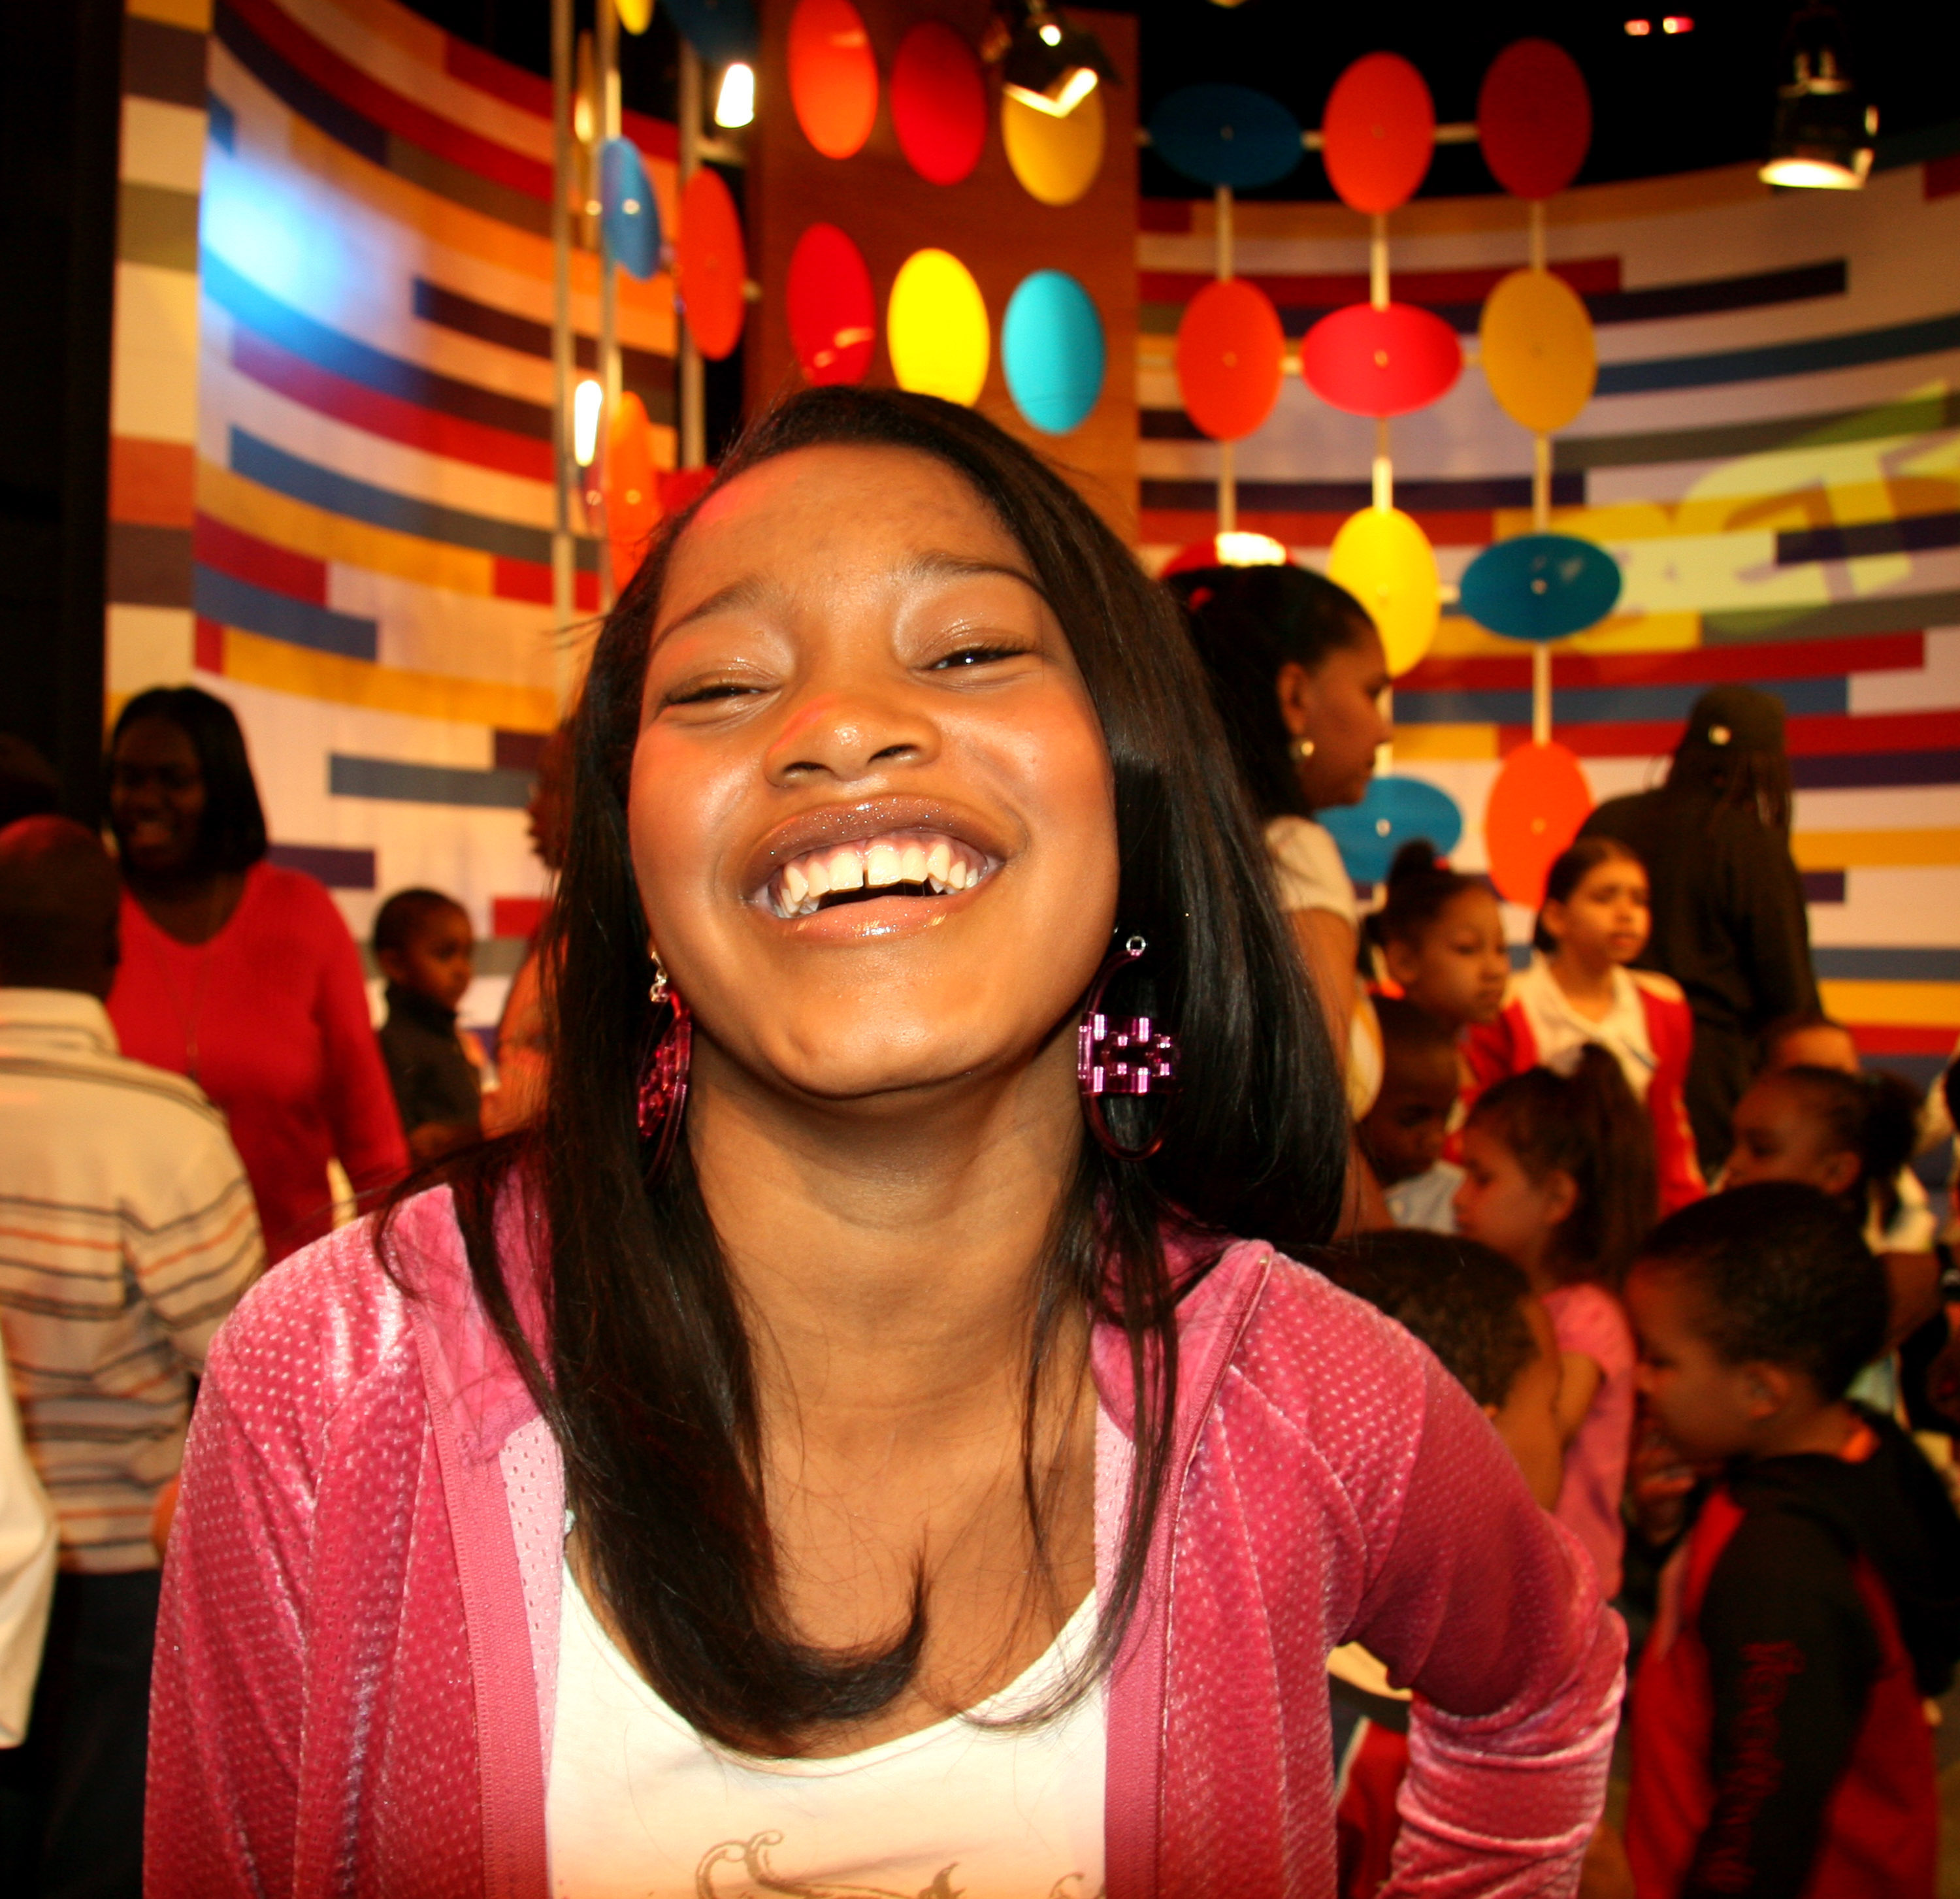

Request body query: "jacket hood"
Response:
[1730, 1406, 1960, 1697]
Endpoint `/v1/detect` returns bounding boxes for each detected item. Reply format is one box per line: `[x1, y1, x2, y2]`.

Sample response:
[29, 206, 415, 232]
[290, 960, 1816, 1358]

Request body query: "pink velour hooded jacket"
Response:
[147, 1187, 1623, 1897]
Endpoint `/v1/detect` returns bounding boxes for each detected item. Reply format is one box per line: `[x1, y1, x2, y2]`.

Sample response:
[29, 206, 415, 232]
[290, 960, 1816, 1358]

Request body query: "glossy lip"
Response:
[741, 794, 1013, 928]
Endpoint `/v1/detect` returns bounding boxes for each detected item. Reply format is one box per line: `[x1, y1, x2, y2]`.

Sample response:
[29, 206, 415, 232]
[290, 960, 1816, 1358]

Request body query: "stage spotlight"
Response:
[574, 380, 603, 467]
[714, 62, 755, 129]
[987, 3, 1116, 119]
[1760, 4, 1876, 189]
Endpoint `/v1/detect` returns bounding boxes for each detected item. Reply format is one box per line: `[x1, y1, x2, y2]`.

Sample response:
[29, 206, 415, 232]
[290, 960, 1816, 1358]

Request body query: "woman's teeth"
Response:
[770, 832, 988, 918]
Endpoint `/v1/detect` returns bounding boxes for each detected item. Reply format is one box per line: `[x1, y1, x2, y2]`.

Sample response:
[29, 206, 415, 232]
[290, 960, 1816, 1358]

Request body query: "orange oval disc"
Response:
[1321, 52, 1435, 215]
[1175, 278, 1285, 442]
[788, 0, 878, 161]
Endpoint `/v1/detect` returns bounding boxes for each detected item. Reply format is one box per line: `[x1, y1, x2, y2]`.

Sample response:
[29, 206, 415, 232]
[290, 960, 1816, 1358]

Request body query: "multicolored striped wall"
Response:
[106, 0, 679, 1021]
[1138, 161, 1960, 1081]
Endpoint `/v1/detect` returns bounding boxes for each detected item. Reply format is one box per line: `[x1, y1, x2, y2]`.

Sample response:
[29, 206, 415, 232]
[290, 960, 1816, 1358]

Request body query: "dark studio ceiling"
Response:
[410, 1, 1959, 197]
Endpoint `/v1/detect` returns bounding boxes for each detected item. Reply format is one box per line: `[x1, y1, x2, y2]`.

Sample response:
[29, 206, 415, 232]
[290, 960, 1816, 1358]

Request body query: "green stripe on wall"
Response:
[1558, 391, 1960, 472]
[1703, 589, 1960, 645]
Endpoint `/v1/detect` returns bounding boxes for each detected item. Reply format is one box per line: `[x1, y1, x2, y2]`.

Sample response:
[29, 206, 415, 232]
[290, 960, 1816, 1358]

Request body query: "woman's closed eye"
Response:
[928, 640, 1034, 671]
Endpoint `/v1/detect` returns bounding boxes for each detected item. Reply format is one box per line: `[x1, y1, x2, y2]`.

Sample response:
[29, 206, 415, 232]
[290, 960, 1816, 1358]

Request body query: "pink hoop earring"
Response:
[636, 957, 693, 1179]
[1077, 935, 1179, 1161]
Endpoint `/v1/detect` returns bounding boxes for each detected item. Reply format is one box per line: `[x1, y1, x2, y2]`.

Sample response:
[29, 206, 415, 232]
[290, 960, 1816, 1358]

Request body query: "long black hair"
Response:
[402, 389, 1347, 1754]
[1368, 837, 1490, 954]
[1166, 563, 1374, 820]
[106, 685, 269, 875]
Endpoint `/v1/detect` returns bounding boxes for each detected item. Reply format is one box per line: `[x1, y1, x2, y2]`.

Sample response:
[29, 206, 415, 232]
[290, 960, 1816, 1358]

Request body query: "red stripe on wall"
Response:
[1140, 508, 1499, 550]
[194, 617, 226, 673]
[194, 512, 329, 602]
[1495, 707, 1960, 758]
[1139, 258, 1622, 308]
[492, 896, 547, 939]
[225, 0, 553, 202]
[1402, 633, 1926, 694]
[1844, 1024, 1957, 1057]
[491, 555, 600, 610]
[231, 328, 554, 482]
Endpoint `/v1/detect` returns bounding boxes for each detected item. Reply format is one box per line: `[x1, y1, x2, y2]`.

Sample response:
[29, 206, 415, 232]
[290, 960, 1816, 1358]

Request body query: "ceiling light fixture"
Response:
[1624, 19, 1652, 35]
[714, 62, 755, 129]
[985, 3, 1117, 119]
[1760, 3, 1876, 189]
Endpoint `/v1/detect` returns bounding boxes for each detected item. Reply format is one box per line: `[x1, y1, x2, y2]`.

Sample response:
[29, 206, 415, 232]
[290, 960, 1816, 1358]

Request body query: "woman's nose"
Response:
[764, 687, 940, 786]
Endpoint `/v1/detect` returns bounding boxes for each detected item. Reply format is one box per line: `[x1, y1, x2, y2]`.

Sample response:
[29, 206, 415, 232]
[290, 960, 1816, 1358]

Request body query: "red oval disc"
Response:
[1175, 278, 1286, 442]
[786, 222, 875, 385]
[890, 21, 986, 186]
[676, 167, 746, 362]
[1321, 52, 1434, 215]
[1477, 39, 1591, 200]
[1300, 301, 1462, 417]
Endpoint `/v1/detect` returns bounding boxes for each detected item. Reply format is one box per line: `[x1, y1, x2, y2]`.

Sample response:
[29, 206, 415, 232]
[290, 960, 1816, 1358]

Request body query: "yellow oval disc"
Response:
[1479, 267, 1597, 436]
[1001, 84, 1105, 207]
[887, 248, 990, 406]
[1327, 506, 1439, 677]
[617, 0, 652, 31]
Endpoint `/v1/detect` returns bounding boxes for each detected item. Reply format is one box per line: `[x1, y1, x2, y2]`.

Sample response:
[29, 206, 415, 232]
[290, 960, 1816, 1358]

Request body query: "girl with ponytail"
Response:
[1456, 1048, 1656, 1595]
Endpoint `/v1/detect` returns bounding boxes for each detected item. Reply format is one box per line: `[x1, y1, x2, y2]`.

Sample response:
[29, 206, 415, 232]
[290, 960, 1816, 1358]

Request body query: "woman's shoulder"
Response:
[1262, 816, 1356, 922]
[203, 1188, 470, 1424]
[246, 860, 353, 930]
[1220, 1246, 1449, 1454]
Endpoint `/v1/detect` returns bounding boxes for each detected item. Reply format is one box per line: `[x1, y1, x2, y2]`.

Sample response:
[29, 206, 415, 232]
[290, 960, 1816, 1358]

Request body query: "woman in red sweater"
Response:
[105, 687, 406, 1259]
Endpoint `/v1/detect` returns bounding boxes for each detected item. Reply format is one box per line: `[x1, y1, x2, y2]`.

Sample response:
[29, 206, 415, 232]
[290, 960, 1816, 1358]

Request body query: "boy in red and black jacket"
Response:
[1623, 1181, 1960, 1898]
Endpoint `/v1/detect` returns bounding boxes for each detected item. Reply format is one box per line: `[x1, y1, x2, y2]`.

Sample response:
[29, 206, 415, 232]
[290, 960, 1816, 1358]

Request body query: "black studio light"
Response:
[984, 3, 1117, 118]
[1759, 4, 1877, 189]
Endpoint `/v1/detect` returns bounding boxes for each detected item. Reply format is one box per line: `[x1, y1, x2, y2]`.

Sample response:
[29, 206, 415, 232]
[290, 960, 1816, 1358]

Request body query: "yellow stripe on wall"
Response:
[1793, 828, 1960, 870]
[218, 626, 557, 730]
[1388, 722, 1499, 761]
[196, 461, 500, 596]
[1820, 981, 1960, 1029]
[129, 0, 212, 27]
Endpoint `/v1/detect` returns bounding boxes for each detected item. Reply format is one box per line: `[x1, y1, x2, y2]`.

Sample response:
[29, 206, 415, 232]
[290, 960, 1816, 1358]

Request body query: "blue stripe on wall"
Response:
[193, 565, 378, 660]
[203, 250, 551, 440]
[1790, 749, 1960, 790]
[1595, 310, 1960, 397]
[1394, 676, 1847, 728]
[230, 429, 556, 566]
[1812, 947, 1960, 982]
[329, 755, 534, 807]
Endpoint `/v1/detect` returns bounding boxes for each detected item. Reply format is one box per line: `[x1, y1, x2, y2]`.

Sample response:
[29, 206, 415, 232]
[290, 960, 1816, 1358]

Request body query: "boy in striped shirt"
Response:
[0, 817, 262, 1892]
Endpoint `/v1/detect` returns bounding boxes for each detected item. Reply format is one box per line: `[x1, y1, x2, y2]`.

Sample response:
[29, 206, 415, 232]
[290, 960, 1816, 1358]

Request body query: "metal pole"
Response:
[1214, 182, 1233, 538]
[549, 0, 574, 672]
[596, 0, 620, 611]
[1532, 431, 1553, 744]
[678, 44, 706, 468]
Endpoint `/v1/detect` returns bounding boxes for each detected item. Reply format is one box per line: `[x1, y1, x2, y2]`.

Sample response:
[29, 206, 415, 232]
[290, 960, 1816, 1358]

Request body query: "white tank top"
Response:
[546, 1565, 1107, 1899]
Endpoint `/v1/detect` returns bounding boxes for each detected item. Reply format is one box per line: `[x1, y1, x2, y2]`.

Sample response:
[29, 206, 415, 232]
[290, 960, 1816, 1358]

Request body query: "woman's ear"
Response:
[1742, 1360, 1795, 1425]
[1817, 1147, 1863, 1201]
[1274, 660, 1316, 740]
[1542, 1167, 1580, 1229]
[1539, 899, 1569, 947]
[1382, 936, 1421, 988]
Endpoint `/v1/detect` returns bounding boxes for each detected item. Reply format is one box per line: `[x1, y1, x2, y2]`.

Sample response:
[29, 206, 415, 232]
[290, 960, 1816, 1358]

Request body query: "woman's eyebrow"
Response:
[654, 551, 1049, 645]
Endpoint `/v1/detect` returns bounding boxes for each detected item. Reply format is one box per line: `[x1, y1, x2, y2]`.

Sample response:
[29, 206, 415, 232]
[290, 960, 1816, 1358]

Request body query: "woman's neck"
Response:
[125, 866, 247, 947]
[688, 1031, 1088, 1431]
[1544, 945, 1618, 1020]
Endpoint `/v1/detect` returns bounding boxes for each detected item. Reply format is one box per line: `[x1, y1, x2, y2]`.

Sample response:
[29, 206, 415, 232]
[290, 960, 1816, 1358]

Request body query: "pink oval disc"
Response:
[1477, 39, 1592, 200]
[890, 22, 986, 186]
[787, 223, 875, 385]
[1300, 301, 1462, 417]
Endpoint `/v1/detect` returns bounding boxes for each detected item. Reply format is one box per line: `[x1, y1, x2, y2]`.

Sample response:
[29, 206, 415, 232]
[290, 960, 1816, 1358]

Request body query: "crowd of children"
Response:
[1341, 828, 1960, 1898]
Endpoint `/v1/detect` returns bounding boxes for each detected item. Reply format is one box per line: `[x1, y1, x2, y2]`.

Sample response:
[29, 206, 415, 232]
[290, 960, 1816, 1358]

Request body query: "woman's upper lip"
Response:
[742, 794, 1012, 902]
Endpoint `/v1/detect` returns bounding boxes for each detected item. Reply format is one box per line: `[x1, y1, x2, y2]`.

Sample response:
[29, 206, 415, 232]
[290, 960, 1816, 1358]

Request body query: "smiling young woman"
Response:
[147, 391, 1622, 1898]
